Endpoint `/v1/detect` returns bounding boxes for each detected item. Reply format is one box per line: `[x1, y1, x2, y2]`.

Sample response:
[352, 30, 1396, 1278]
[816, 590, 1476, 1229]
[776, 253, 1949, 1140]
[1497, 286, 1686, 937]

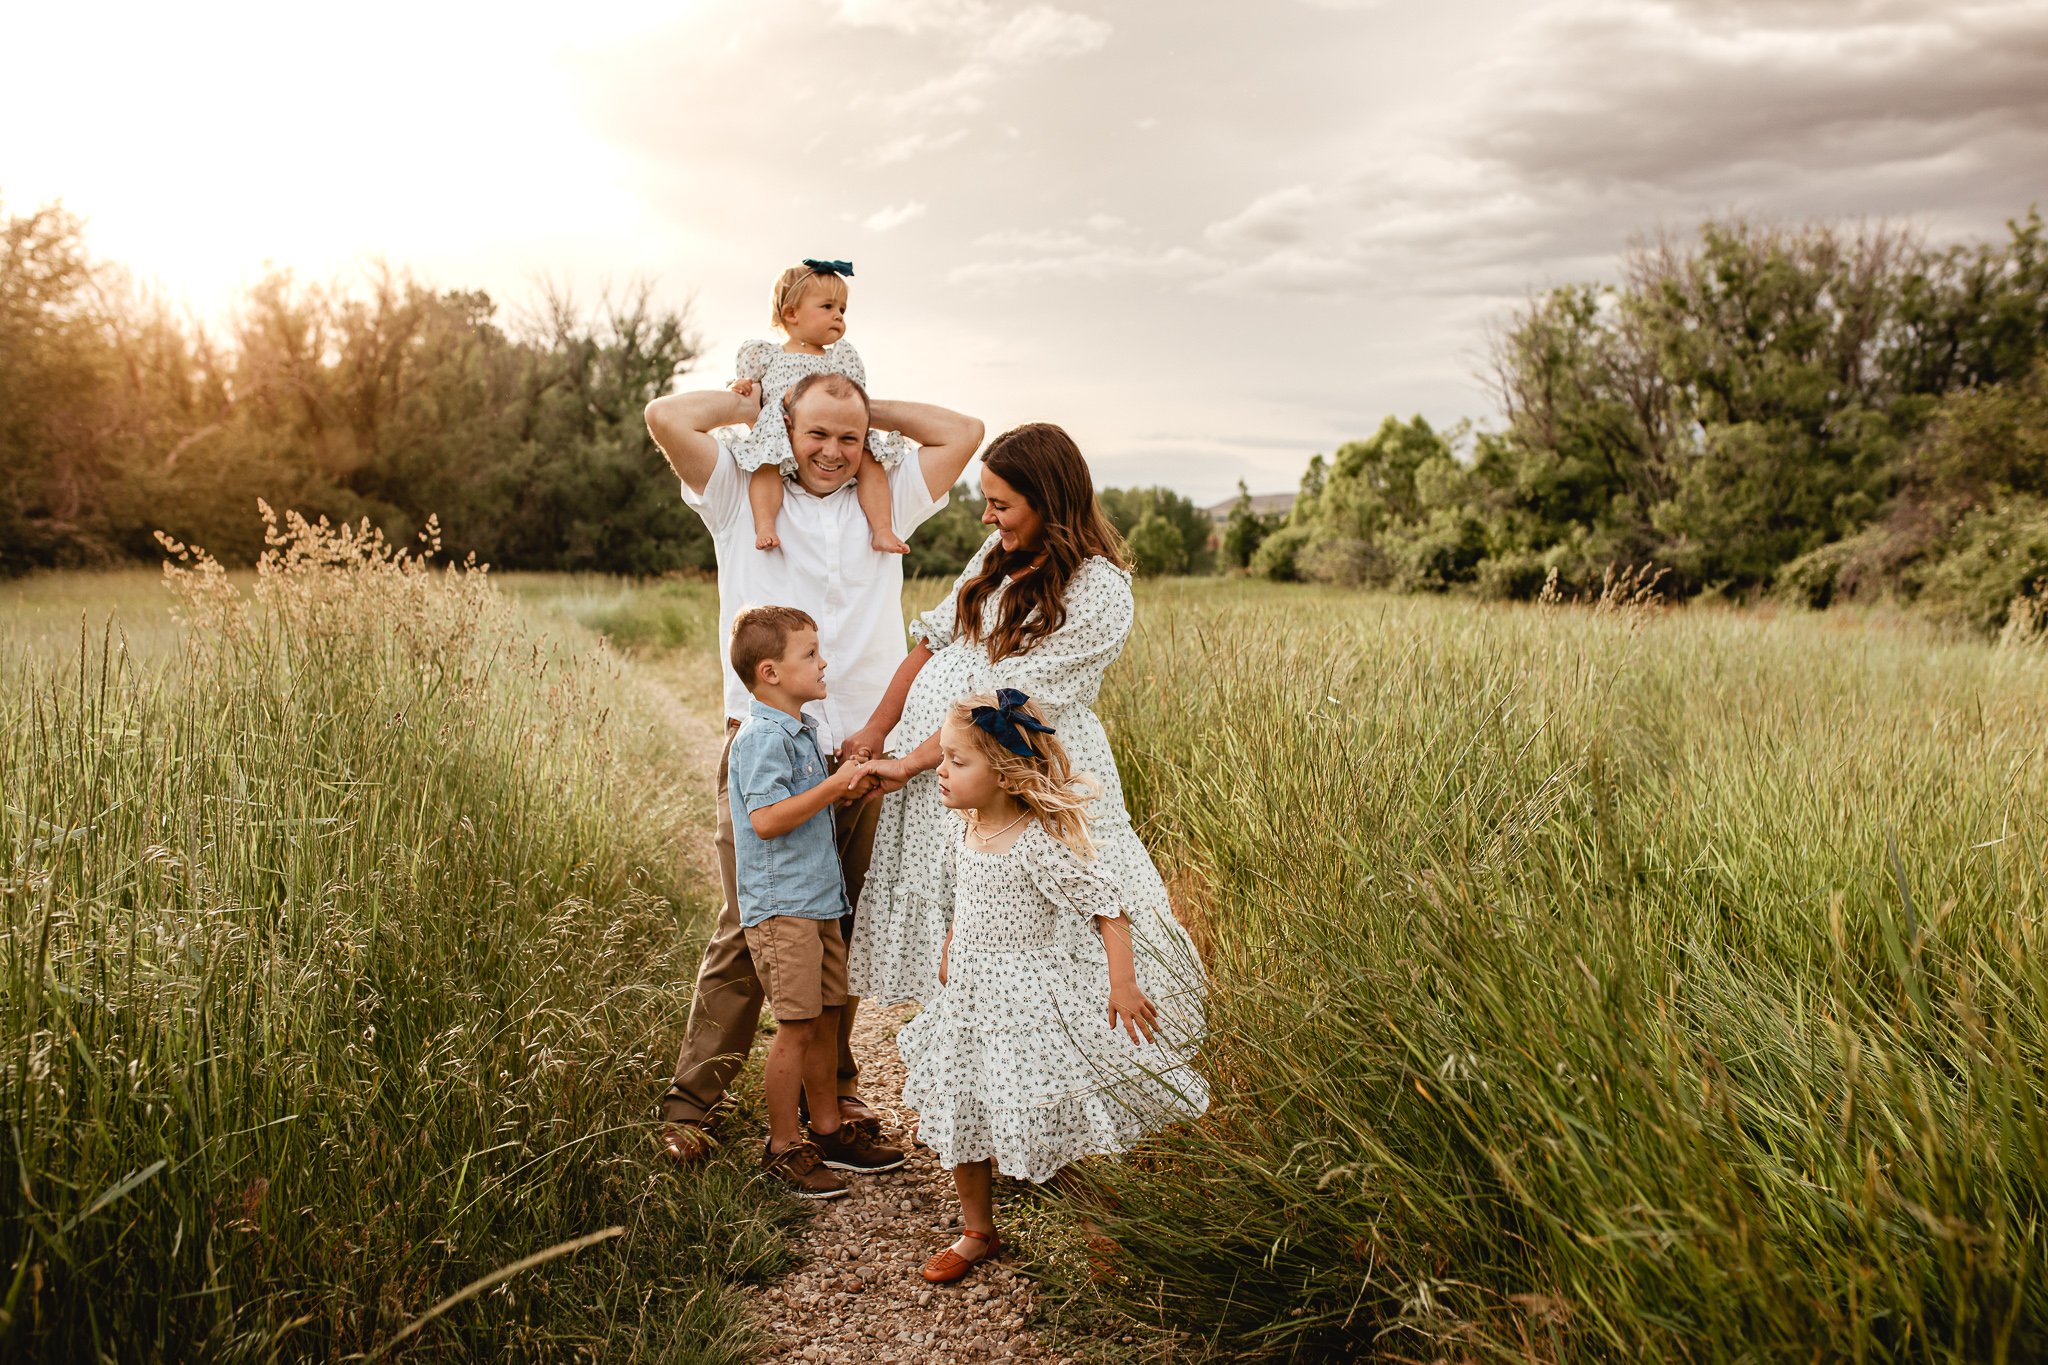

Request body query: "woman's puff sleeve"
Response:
[1019, 827, 1124, 921]
[967, 559, 1134, 708]
[908, 532, 998, 651]
[735, 340, 776, 382]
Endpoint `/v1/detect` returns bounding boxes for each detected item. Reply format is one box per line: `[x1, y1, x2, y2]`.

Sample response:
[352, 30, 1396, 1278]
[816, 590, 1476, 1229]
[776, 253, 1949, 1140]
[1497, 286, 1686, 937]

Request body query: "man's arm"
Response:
[868, 399, 985, 501]
[645, 389, 762, 496]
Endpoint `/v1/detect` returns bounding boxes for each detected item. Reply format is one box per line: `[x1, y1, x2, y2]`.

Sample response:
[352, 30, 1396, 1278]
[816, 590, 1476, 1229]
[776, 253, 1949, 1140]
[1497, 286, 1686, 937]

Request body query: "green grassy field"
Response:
[7, 548, 2046, 1361]
[0, 527, 790, 1362]
[1058, 581, 2048, 1362]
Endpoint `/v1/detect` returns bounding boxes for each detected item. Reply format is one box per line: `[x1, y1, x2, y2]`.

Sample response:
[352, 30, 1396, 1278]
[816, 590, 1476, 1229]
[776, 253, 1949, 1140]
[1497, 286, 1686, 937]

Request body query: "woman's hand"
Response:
[1107, 981, 1158, 1047]
[938, 933, 951, 986]
[839, 723, 890, 766]
[729, 378, 757, 398]
[863, 756, 919, 796]
[831, 760, 880, 806]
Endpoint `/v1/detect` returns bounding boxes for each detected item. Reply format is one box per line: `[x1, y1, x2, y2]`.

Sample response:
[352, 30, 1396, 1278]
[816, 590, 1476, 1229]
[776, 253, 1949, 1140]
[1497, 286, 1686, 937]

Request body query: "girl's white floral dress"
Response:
[896, 820, 1209, 1182]
[847, 533, 1208, 1046]
[725, 339, 912, 475]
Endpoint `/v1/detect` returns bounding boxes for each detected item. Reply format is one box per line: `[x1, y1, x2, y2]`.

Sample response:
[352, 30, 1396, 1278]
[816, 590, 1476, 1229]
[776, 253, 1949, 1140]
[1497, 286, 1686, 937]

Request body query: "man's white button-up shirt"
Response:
[682, 450, 948, 751]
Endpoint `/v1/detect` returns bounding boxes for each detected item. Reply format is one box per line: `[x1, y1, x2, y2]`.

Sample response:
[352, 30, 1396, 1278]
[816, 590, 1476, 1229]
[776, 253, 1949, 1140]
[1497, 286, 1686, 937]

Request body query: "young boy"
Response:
[726, 605, 907, 1197]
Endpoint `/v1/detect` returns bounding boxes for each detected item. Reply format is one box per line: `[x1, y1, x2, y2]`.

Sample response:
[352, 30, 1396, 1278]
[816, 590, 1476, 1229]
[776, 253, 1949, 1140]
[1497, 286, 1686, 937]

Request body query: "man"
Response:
[645, 371, 983, 1161]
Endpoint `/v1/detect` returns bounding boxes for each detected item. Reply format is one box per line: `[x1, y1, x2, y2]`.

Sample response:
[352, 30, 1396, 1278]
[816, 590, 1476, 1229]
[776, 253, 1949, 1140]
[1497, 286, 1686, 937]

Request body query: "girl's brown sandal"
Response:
[921, 1228, 1002, 1284]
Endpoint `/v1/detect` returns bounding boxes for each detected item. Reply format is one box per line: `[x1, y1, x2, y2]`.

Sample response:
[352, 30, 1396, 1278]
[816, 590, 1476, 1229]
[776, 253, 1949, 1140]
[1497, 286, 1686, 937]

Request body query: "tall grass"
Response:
[0, 512, 792, 1361]
[1060, 583, 2048, 1361]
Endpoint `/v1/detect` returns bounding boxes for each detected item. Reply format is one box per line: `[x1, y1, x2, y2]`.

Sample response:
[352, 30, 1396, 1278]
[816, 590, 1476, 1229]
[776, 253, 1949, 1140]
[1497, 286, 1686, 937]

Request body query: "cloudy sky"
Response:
[4, 0, 2044, 503]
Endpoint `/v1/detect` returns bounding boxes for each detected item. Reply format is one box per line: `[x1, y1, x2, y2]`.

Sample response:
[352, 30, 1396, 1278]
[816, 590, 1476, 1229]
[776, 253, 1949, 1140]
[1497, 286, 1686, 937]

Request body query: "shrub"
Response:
[1914, 493, 2048, 633]
[1248, 524, 1313, 582]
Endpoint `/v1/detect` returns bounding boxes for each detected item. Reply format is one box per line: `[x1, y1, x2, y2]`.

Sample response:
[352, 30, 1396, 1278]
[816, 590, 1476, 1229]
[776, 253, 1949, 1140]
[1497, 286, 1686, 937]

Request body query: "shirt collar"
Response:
[748, 697, 816, 738]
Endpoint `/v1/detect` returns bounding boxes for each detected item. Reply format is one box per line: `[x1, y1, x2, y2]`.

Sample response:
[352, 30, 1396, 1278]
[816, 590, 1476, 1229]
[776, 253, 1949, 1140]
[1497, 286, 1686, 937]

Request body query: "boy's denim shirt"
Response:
[727, 699, 849, 929]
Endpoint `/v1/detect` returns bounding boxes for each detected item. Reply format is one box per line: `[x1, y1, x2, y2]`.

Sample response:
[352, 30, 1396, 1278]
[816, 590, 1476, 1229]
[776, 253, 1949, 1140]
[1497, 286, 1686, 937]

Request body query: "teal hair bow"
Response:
[803, 258, 854, 277]
[969, 688, 1055, 758]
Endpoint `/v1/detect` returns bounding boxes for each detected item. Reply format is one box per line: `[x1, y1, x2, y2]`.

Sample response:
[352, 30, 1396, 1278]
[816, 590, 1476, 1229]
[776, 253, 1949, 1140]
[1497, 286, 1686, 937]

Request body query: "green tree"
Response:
[904, 482, 989, 578]
[1127, 511, 1187, 576]
[0, 200, 115, 567]
[1220, 479, 1276, 570]
[1099, 485, 1210, 573]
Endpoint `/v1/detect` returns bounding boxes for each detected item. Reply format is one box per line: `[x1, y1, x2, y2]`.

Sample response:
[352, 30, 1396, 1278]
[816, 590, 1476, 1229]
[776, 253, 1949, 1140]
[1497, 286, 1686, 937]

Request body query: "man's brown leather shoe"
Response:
[658, 1121, 715, 1165]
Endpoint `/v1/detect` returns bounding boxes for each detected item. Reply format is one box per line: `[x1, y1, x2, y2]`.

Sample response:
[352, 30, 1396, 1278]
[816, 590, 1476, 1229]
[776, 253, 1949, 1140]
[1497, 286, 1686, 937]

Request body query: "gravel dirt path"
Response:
[752, 1000, 1065, 1363]
[623, 649, 1066, 1362]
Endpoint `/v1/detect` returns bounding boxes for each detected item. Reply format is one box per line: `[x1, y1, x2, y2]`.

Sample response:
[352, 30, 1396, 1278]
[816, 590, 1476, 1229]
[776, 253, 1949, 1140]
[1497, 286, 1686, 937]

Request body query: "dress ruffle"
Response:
[727, 414, 911, 476]
[897, 937, 1209, 1182]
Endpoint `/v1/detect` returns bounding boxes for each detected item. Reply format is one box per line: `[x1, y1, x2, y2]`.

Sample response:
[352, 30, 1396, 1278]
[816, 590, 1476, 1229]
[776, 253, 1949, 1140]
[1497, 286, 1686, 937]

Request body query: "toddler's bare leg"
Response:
[855, 453, 907, 554]
[749, 464, 785, 550]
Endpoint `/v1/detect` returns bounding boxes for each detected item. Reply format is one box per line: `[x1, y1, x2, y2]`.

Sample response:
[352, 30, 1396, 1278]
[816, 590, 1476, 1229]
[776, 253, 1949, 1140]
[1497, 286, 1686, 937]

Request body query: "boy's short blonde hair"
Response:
[770, 264, 850, 332]
[731, 605, 818, 692]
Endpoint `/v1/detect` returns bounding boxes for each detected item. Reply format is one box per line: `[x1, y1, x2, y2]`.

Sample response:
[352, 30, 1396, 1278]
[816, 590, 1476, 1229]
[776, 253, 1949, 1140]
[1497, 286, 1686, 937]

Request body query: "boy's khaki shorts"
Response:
[742, 915, 849, 1022]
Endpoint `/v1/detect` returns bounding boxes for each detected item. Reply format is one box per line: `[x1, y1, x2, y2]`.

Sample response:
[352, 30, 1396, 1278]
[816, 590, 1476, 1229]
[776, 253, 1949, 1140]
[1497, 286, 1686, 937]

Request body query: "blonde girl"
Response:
[895, 690, 1208, 1285]
[727, 260, 910, 553]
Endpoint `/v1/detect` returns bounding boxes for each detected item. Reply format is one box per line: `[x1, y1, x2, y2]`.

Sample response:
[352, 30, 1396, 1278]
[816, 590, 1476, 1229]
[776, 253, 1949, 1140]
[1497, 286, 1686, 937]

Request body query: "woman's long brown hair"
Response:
[956, 423, 1129, 663]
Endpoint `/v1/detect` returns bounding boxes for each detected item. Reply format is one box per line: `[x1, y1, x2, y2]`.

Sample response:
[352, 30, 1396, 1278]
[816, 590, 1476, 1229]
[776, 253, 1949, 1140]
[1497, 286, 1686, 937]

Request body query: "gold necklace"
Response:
[969, 806, 1031, 849]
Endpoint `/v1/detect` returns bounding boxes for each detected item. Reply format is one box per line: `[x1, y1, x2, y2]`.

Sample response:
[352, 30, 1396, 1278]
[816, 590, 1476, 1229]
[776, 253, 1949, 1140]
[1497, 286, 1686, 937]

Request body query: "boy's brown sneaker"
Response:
[762, 1140, 849, 1199]
[812, 1122, 907, 1173]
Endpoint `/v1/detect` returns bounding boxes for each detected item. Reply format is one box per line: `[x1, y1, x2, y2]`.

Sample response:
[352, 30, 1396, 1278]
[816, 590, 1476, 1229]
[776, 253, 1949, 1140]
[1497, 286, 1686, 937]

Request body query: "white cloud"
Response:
[973, 227, 1096, 252]
[864, 200, 930, 231]
[948, 244, 1216, 287]
[1204, 185, 1324, 250]
[829, 0, 1110, 64]
[1190, 0, 2048, 303]
[881, 63, 994, 119]
[981, 5, 1113, 62]
[827, 0, 984, 34]
[857, 126, 971, 166]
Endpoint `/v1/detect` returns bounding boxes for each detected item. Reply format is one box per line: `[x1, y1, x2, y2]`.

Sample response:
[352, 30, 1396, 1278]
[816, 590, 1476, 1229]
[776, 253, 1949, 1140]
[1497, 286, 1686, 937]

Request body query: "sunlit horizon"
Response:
[7, 0, 2043, 504]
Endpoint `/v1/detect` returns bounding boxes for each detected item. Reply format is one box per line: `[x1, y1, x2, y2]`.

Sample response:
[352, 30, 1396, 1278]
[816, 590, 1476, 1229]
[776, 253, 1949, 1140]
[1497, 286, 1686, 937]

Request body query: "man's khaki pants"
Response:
[659, 720, 880, 1125]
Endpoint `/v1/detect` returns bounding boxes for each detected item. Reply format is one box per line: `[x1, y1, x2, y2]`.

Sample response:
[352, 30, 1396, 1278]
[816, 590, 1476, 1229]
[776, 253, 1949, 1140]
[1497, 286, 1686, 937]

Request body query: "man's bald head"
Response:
[783, 372, 871, 426]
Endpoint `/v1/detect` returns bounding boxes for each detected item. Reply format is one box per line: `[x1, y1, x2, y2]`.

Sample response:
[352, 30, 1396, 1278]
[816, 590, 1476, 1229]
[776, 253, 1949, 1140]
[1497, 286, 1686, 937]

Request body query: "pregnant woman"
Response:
[842, 423, 1206, 1041]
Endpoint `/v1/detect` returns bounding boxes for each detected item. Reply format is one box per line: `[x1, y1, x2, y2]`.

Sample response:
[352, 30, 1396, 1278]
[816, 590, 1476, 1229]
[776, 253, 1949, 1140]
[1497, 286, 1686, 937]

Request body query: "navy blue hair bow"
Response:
[803, 258, 854, 277]
[969, 688, 1055, 758]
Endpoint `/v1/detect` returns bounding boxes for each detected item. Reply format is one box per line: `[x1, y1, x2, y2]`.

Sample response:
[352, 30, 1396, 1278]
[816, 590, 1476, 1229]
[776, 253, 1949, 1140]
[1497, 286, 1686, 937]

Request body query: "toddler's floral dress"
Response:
[725, 339, 912, 475]
[897, 820, 1209, 1182]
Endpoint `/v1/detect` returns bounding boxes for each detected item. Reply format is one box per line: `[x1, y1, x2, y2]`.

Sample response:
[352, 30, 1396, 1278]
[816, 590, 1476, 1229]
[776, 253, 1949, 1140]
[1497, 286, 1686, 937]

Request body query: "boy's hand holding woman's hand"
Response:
[835, 729, 918, 801]
[832, 758, 883, 806]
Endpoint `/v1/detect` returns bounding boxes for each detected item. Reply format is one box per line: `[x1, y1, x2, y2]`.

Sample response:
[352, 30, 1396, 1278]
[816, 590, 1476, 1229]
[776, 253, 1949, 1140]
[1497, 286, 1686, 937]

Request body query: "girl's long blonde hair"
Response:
[946, 694, 1101, 855]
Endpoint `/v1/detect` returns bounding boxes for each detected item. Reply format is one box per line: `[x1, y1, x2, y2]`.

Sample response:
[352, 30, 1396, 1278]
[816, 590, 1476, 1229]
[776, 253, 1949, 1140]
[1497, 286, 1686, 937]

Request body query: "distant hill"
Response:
[1205, 492, 1295, 524]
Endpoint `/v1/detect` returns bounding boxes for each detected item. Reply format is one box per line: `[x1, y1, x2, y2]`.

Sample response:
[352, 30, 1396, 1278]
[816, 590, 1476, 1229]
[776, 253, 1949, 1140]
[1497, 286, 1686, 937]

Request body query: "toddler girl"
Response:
[728, 260, 911, 553]
[896, 690, 1208, 1284]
